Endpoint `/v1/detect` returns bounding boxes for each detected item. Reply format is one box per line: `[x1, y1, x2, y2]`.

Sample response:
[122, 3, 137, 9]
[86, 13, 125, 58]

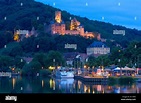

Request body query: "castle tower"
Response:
[55, 11, 61, 23]
[70, 18, 80, 30]
[14, 30, 20, 42]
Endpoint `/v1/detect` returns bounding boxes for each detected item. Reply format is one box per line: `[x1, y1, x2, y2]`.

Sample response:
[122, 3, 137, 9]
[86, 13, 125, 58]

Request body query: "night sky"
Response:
[35, 0, 141, 30]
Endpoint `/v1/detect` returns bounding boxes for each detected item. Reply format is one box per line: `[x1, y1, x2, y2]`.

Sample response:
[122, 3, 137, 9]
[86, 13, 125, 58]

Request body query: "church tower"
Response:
[55, 11, 61, 23]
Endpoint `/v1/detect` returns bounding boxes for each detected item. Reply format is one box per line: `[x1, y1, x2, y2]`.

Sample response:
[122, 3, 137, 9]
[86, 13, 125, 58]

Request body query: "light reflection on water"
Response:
[0, 76, 141, 93]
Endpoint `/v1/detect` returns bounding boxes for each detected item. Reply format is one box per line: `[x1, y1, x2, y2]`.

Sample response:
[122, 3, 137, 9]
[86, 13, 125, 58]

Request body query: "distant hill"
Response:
[0, 0, 141, 47]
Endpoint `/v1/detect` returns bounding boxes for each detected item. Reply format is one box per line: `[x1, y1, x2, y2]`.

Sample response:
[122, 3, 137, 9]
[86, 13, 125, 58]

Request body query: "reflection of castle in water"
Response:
[49, 78, 105, 93]
[49, 78, 141, 93]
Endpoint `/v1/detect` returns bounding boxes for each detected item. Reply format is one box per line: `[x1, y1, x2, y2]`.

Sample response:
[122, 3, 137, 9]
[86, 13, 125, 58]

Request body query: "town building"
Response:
[86, 41, 110, 57]
[14, 27, 38, 42]
[63, 52, 88, 67]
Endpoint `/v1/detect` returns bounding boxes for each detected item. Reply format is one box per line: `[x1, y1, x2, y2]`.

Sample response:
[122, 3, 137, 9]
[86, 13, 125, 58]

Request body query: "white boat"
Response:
[54, 68, 74, 78]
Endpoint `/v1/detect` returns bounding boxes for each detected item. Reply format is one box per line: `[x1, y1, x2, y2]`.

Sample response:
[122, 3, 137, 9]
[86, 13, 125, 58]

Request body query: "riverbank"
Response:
[74, 75, 138, 85]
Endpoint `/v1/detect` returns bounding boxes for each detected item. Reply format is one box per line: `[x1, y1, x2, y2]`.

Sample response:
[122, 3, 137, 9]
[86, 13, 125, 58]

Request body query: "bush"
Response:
[118, 76, 135, 85]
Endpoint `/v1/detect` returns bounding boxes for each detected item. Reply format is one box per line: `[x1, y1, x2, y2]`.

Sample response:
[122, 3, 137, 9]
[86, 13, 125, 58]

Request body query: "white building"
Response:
[87, 41, 110, 57]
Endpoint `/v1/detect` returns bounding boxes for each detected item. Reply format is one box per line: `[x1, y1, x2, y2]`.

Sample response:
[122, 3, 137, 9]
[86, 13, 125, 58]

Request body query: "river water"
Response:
[0, 76, 141, 93]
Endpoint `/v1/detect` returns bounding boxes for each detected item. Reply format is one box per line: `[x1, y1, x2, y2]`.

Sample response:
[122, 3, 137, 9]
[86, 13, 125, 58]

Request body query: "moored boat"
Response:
[54, 67, 74, 79]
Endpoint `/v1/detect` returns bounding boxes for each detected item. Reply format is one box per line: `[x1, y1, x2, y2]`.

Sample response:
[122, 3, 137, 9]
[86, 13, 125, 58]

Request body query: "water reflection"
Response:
[12, 78, 16, 89]
[0, 77, 141, 93]
[42, 80, 44, 88]
[52, 78, 141, 94]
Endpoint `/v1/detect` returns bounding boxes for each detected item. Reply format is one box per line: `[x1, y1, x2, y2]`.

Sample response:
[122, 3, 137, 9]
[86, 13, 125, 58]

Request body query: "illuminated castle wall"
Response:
[46, 11, 101, 40]
[14, 27, 38, 42]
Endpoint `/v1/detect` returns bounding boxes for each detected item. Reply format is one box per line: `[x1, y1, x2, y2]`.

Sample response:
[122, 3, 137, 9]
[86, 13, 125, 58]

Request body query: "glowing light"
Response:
[12, 78, 16, 89]
[49, 79, 53, 88]
[53, 80, 55, 90]
[42, 80, 44, 87]
[14, 32, 19, 41]
[49, 66, 55, 70]
[84, 65, 87, 69]
[97, 85, 102, 91]
[78, 81, 81, 89]
[12, 68, 15, 71]
[57, 66, 61, 69]
[102, 90, 104, 93]
[102, 17, 104, 20]
[108, 86, 111, 89]
[86, 3, 88, 6]
[88, 87, 90, 93]
[84, 85, 87, 93]
[118, 2, 121, 6]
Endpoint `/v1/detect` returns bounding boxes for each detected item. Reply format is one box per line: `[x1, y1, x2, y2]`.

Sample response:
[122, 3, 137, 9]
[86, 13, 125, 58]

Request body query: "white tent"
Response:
[122, 66, 135, 71]
[113, 67, 121, 71]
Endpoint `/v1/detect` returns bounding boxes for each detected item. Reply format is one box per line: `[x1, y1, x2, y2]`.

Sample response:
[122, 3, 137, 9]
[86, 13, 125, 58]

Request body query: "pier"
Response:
[74, 75, 108, 83]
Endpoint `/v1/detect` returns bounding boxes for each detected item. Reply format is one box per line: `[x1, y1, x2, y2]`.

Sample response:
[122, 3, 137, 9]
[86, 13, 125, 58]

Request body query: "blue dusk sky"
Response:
[35, 0, 141, 30]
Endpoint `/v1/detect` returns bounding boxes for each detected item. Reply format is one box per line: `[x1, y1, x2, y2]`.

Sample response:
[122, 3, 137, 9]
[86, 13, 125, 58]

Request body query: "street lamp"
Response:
[53, 59, 55, 68]
[134, 44, 137, 75]
[118, 59, 122, 76]
[52, 59, 55, 73]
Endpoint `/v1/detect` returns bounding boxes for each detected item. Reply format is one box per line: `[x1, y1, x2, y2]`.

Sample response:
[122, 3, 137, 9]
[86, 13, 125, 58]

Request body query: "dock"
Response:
[74, 75, 108, 83]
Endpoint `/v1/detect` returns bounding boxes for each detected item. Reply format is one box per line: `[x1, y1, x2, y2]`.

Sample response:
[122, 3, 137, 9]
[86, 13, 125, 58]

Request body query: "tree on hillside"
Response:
[44, 50, 65, 68]
[32, 53, 47, 68]
[0, 55, 14, 71]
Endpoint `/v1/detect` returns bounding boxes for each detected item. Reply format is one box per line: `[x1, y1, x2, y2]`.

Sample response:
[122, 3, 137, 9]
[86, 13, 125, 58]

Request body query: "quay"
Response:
[74, 75, 108, 83]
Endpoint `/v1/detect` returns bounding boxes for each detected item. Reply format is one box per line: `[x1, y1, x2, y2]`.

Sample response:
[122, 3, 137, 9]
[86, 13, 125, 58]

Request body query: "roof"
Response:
[63, 52, 79, 60]
[88, 41, 108, 48]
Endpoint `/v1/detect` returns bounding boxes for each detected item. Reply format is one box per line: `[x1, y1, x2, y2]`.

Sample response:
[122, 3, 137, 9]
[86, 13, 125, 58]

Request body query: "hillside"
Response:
[0, 0, 141, 72]
[0, 0, 141, 47]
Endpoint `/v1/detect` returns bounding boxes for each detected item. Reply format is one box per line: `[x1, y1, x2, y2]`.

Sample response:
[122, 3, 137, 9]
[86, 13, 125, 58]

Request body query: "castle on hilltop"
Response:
[13, 11, 101, 42]
[45, 11, 101, 40]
